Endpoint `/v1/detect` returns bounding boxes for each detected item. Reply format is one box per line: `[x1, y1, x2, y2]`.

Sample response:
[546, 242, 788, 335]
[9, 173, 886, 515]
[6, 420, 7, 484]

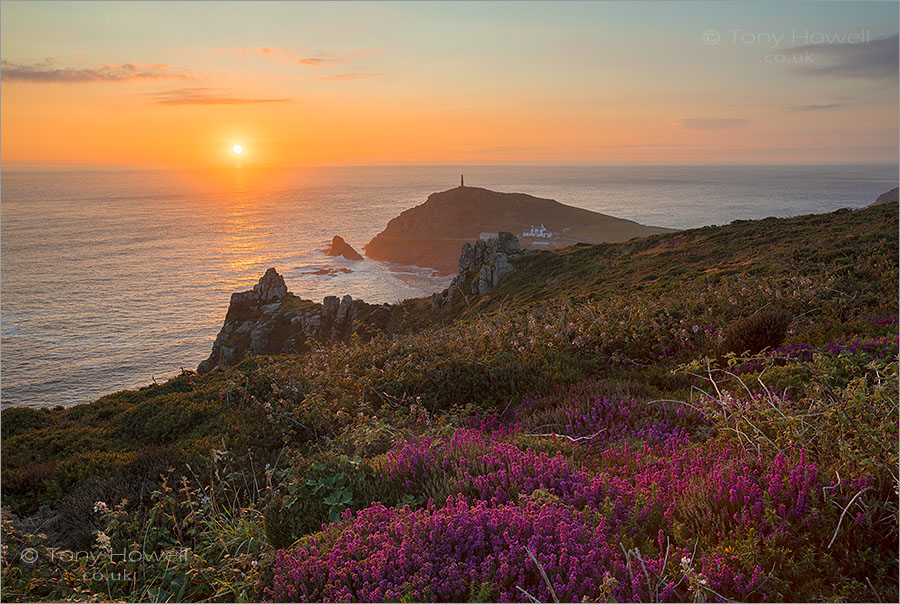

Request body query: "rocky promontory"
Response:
[197, 268, 391, 373]
[199, 232, 529, 371]
[364, 185, 674, 274]
[870, 187, 899, 207]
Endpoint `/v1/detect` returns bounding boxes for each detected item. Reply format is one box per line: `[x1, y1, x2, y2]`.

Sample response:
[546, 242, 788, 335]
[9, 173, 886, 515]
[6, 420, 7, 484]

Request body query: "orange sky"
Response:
[2, 2, 897, 167]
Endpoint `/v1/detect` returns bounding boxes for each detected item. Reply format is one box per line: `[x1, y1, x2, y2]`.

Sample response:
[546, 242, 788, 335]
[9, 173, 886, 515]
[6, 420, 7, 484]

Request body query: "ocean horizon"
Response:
[2, 163, 897, 408]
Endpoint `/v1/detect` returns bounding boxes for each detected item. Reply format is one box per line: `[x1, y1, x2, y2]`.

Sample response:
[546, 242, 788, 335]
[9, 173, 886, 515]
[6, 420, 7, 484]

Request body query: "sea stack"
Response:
[323, 235, 364, 260]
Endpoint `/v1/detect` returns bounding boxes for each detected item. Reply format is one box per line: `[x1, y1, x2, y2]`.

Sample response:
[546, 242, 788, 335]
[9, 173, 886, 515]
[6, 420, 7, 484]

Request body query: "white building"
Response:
[522, 224, 553, 238]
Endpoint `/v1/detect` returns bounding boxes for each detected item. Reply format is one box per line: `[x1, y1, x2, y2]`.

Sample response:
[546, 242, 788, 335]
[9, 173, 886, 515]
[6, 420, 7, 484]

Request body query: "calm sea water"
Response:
[1, 164, 896, 407]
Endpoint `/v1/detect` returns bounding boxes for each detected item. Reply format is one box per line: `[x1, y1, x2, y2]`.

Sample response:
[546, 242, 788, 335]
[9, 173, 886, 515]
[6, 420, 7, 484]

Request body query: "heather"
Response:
[267, 366, 897, 602]
[2, 203, 897, 602]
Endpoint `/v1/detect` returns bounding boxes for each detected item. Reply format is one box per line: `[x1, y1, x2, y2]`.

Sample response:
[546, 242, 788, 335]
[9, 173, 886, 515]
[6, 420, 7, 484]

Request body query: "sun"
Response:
[232, 144, 243, 154]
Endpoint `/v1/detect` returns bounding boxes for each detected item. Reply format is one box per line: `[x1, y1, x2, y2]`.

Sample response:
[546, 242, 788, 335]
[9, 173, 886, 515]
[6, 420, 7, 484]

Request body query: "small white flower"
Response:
[96, 531, 112, 555]
[93, 501, 108, 514]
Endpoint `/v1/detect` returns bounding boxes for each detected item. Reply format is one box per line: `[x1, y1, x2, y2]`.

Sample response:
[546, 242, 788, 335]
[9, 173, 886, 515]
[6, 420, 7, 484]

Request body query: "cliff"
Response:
[363, 185, 674, 273]
[197, 268, 391, 373]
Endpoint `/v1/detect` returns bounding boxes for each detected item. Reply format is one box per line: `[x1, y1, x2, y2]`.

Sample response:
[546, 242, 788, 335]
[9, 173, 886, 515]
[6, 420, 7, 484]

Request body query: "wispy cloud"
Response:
[784, 34, 898, 80]
[1, 59, 192, 82]
[298, 50, 372, 67]
[298, 56, 350, 67]
[318, 72, 389, 82]
[788, 103, 845, 111]
[216, 47, 357, 68]
[256, 47, 291, 58]
[153, 87, 291, 105]
[673, 117, 749, 130]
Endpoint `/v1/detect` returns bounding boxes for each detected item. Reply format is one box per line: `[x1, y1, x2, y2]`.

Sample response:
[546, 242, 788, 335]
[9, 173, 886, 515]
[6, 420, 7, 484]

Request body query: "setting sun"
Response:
[232, 144, 243, 155]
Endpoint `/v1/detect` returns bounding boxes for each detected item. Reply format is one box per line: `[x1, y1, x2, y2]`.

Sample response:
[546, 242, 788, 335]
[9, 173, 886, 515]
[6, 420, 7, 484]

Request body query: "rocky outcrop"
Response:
[251, 268, 287, 301]
[870, 187, 899, 207]
[323, 235, 363, 260]
[431, 231, 521, 309]
[198, 268, 390, 374]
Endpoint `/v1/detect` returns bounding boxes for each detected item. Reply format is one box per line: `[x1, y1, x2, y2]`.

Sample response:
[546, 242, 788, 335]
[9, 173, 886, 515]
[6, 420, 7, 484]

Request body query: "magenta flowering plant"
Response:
[265, 495, 770, 603]
[267, 381, 892, 602]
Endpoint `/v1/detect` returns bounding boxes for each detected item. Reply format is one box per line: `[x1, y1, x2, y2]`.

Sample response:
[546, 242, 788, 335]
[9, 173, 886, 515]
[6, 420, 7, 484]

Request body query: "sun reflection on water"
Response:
[221, 168, 275, 275]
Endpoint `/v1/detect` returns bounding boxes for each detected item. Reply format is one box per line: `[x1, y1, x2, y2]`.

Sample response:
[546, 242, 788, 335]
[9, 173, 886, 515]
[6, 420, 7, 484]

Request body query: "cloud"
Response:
[215, 47, 368, 68]
[153, 87, 291, 105]
[318, 72, 389, 82]
[297, 51, 355, 67]
[216, 47, 355, 67]
[673, 117, 749, 130]
[298, 56, 350, 67]
[256, 47, 291, 57]
[788, 103, 845, 111]
[1, 59, 192, 82]
[783, 34, 898, 79]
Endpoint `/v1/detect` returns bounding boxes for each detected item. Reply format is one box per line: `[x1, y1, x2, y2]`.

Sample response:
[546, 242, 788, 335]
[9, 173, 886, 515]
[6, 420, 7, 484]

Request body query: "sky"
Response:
[1, 1, 897, 167]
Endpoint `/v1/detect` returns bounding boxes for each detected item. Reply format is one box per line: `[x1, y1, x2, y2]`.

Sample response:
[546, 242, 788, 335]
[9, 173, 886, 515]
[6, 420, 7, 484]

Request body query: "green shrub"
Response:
[0, 462, 58, 515]
[264, 454, 398, 548]
[263, 496, 296, 550]
[0, 407, 51, 439]
[725, 307, 793, 354]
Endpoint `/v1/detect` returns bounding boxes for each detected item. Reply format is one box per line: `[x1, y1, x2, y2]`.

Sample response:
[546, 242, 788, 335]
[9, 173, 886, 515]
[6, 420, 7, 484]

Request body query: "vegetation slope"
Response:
[1, 202, 897, 603]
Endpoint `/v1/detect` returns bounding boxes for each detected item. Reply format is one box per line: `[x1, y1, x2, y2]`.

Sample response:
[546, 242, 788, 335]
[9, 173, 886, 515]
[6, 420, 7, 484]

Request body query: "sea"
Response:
[1, 164, 897, 408]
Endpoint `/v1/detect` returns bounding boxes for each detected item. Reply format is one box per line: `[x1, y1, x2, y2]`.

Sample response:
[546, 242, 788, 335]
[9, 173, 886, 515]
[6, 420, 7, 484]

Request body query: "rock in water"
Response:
[323, 235, 364, 260]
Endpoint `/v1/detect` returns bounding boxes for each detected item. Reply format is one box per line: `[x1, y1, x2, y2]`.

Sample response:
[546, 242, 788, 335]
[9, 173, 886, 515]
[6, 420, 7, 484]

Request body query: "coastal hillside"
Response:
[2, 202, 897, 603]
[364, 185, 674, 273]
[871, 186, 898, 206]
